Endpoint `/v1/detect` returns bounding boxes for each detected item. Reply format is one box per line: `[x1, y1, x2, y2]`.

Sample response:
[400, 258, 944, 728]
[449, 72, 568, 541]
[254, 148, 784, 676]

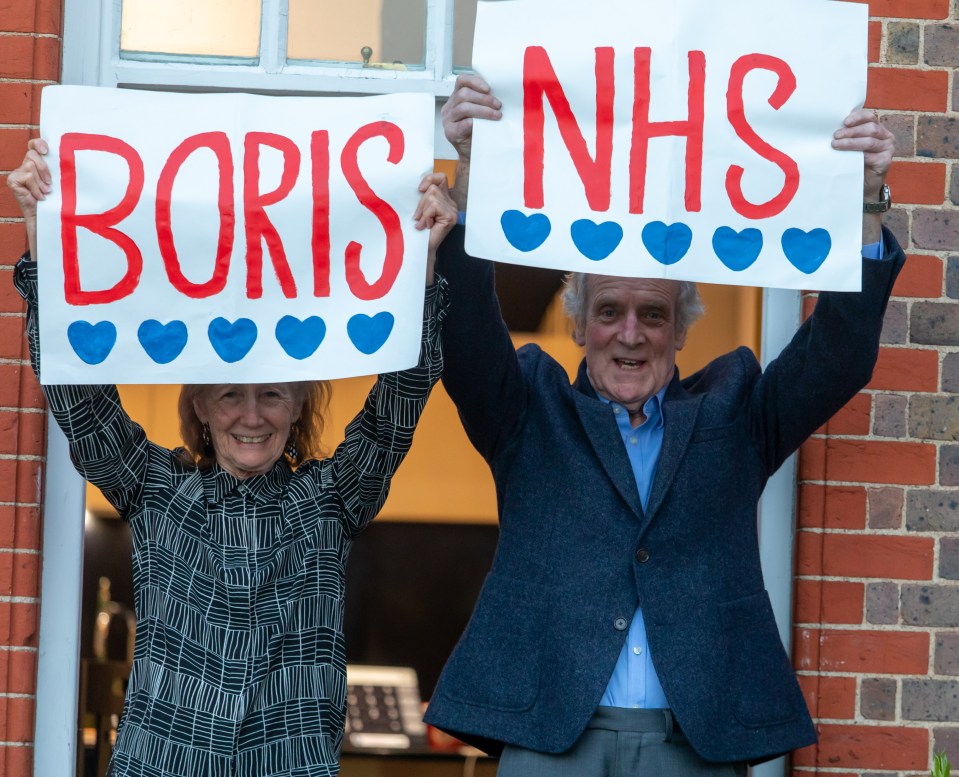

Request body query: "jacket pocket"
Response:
[441, 574, 545, 711]
[720, 591, 801, 728]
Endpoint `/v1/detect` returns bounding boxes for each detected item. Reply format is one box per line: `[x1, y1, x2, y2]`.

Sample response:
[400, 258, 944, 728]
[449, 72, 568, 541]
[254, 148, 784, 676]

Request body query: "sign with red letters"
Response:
[465, 0, 869, 290]
[36, 87, 434, 384]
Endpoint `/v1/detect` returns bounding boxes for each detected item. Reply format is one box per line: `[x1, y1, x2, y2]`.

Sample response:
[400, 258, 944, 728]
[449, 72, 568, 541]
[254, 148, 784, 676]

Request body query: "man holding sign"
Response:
[423, 61, 901, 777]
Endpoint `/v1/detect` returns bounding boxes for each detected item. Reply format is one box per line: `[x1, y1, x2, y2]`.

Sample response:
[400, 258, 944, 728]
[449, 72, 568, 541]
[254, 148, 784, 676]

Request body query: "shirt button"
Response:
[633, 646, 643, 655]
[629, 436, 638, 445]
[614, 617, 628, 631]
[613, 407, 621, 415]
[636, 548, 650, 563]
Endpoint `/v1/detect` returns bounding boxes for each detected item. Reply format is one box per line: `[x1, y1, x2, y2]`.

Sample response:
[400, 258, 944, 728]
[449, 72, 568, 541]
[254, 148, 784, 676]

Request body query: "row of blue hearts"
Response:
[500, 210, 833, 275]
[65, 313, 395, 366]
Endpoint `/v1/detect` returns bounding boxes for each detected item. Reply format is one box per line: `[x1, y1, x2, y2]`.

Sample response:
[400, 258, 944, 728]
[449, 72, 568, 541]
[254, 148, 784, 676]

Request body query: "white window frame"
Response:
[33, 3, 800, 775]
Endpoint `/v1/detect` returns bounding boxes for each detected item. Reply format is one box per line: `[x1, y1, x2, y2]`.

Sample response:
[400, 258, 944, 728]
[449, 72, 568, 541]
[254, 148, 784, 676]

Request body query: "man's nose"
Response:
[617, 314, 645, 345]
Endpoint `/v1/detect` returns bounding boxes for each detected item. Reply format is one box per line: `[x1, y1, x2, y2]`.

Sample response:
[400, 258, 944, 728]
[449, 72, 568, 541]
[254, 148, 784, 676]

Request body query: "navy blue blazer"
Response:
[424, 226, 904, 764]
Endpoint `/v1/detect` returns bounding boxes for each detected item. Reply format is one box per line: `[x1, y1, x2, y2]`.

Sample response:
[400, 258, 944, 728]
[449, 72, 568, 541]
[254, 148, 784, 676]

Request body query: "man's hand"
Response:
[831, 109, 895, 202]
[442, 74, 502, 162]
[414, 173, 458, 286]
[6, 138, 51, 260]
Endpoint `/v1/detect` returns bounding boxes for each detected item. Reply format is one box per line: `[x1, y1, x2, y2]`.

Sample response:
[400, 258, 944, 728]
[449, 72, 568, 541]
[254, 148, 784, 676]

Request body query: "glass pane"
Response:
[288, 0, 426, 69]
[120, 0, 261, 58]
[453, 0, 478, 71]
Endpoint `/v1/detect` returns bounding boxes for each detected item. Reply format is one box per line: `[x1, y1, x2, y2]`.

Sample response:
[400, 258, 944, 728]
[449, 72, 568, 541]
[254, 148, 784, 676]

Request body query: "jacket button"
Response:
[636, 548, 650, 563]
[614, 617, 628, 631]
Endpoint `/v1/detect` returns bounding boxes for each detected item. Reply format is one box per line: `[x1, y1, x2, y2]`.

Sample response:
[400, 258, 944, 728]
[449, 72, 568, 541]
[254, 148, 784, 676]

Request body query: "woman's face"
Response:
[193, 383, 303, 480]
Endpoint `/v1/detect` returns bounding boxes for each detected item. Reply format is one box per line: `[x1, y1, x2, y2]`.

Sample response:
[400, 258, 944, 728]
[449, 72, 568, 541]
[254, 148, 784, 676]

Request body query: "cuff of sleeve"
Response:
[13, 252, 39, 306]
[861, 237, 885, 261]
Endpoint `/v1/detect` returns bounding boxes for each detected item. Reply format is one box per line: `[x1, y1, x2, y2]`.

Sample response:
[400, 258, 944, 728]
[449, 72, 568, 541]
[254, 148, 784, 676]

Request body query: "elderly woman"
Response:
[9, 139, 455, 777]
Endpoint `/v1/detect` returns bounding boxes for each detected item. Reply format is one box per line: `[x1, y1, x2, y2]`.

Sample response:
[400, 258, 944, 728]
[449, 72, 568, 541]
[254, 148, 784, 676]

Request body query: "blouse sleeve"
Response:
[13, 255, 150, 516]
[325, 275, 448, 537]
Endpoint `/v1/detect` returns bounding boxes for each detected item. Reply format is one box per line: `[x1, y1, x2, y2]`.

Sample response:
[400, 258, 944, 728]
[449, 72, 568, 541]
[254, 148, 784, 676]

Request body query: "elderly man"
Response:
[423, 75, 902, 777]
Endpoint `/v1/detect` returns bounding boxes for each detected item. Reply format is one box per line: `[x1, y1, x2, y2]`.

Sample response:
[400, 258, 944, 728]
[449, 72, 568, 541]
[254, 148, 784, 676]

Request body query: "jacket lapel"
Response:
[572, 360, 644, 522]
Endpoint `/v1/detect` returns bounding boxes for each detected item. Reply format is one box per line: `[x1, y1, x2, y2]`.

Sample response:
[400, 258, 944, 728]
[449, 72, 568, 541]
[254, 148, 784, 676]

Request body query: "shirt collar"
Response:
[595, 385, 667, 430]
[201, 458, 293, 506]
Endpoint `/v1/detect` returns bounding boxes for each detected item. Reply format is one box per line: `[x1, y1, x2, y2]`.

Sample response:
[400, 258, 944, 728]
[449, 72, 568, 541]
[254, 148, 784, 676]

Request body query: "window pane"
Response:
[120, 0, 261, 57]
[288, 0, 426, 68]
[453, 0, 478, 71]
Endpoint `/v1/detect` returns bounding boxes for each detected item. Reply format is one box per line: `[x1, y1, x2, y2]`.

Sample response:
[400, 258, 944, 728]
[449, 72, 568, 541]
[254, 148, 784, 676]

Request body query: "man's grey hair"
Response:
[561, 273, 705, 334]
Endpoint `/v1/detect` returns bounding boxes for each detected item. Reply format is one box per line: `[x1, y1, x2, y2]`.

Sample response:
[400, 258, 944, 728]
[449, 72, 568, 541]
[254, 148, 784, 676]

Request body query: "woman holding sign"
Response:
[9, 139, 456, 777]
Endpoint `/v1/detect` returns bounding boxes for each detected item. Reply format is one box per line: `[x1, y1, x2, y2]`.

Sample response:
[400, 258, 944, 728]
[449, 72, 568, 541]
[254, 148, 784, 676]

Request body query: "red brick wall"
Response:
[0, 2, 62, 775]
[793, 1, 959, 775]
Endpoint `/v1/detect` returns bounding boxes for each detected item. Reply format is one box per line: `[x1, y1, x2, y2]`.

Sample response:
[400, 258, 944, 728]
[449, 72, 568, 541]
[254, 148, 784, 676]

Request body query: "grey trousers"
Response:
[497, 708, 747, 777]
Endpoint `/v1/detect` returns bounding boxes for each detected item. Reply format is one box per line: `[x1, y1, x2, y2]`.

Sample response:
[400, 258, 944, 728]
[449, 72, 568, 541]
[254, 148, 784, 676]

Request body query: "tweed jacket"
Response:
[424, 225, 904, 764]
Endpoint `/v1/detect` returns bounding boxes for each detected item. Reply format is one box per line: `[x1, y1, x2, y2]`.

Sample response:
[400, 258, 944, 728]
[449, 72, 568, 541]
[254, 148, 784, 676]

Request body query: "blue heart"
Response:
[712, 227, 763, 272]
[67, 321, 117, 365]
[137, 320, 188, 364]
[208, 318, 257, 363]
[782, 228, 832, 274]
[501, 210, 551, 252]
[641, 221, 693, 266]
[570, 219, 624, 262]
[347, 312, 394, 355]
[275, 315, 326, 360]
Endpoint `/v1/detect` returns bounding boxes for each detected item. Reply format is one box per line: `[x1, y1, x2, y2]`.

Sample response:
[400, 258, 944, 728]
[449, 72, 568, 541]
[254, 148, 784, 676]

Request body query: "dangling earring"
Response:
[201, 423, 212, 453]
[286, 423, 299, 461]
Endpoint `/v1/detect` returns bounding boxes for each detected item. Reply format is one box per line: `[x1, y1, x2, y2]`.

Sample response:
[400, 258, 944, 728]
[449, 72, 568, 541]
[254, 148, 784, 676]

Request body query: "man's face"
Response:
[574, 276, 687, 425]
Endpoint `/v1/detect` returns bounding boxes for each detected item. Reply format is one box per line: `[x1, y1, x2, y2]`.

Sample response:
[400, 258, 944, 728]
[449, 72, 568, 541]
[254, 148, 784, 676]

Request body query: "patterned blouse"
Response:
[15, 257, 447, 777]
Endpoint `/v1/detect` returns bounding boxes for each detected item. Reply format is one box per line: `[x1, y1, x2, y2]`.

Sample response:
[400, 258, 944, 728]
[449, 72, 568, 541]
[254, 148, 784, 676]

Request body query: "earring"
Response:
[201, 423, 212, 453]
[286, 424, 299, 461]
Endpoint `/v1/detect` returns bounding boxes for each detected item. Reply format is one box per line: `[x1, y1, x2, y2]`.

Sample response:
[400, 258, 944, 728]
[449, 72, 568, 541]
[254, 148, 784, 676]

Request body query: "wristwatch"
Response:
[863, 183, 892, 213]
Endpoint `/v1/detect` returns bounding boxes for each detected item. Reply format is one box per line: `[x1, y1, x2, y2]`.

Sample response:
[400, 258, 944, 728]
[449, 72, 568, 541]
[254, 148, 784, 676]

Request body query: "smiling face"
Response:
[192, 383, 304, 480]
[574, 275, 687, 426]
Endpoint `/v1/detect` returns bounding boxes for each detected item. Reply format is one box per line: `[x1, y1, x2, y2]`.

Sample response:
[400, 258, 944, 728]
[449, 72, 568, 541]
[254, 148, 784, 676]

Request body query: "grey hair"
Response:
[561, 272, 705, 334]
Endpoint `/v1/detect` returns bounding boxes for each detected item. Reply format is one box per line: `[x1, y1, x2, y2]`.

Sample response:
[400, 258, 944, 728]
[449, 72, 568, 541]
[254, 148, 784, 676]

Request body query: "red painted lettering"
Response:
[311, 131, 332, 298]
[60, 133, 144, 305]
[523, 46, 615, 212]
[630, 48, 706, 214]
[156, 132, 235, 299]
[341, 122, 405, 302]
[244, 132, 300, 299]
[725, 53, 799, 219]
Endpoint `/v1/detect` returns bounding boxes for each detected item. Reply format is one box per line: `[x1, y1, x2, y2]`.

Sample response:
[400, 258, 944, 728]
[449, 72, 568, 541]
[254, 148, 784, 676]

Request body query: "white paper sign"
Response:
[37, 87, 435, 384]
[466, 0, 868, 290]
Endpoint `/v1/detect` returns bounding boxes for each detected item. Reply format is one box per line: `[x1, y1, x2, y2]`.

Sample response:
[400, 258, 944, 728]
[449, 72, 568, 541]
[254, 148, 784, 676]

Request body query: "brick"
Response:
[882, 207, 909, 248]
[798, 674, 856, 719]
[795, 579, 864, 624]
[881, 113, 916, 157]
[933, 728, 959, 765]
[0, 128, 32, 172]
[913, 210, 959, 252]
[868, 487, 903, 529]
[925, 23, 959, 67]
[911, 301, 959, 345]
[0, 365, 45, 411]
[793, 724, 927, 771]
[866, 347, 939, 391]
[942, 445, 959, 486]
[952, 164, 959, 206]
[0, 695, 35, 742]
[867, 67, 949, 112]
[0, 83, 32, 125]
[879, 299, 907, 344]
[821, 393, 872, 436]
[795, 530, 823, 576]
[0, 0, 62, 34]
[894, 254, 943, 298]
[886, 22, 919, 64]
[906, 490, 959, 532]
[945, 353, 959, 392]
[866, 581, 900, 625]
[0, 410, 45, 457]
[918, 117, 959, 158]
[886, 161, 947, 204]
[861, 677, 897, 720]
[942, 538, 959, 580]
[872, 394, 906, 438]
[901, 584, 959, 627]
[0, 506, 42, 552]
[809, 629, 929, 674]
[0, 321, 29, 362]
[797, 484, 867, 530]
[0, 602, 39, 647]
[902, 679, 959, 721]
[948, 256, 959, 299]
[822, 534, 934, 580]
[0, 551, 40, 598]
[0, 744, 32, 777]
[799, 437, 936, 485]
[936, 633, 959, 675]
[0, 649, 37, 695]
[909, 395, 959, 441]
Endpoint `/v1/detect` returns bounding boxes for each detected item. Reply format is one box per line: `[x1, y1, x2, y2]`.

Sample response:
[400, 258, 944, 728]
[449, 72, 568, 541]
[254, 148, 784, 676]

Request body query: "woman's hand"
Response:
[6, 138, 51, 260]
[414, 173, 458, 286]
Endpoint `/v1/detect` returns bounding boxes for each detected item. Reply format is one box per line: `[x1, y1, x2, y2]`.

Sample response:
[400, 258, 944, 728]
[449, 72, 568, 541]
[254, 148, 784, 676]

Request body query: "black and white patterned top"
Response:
[15, 257, 447, 777]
